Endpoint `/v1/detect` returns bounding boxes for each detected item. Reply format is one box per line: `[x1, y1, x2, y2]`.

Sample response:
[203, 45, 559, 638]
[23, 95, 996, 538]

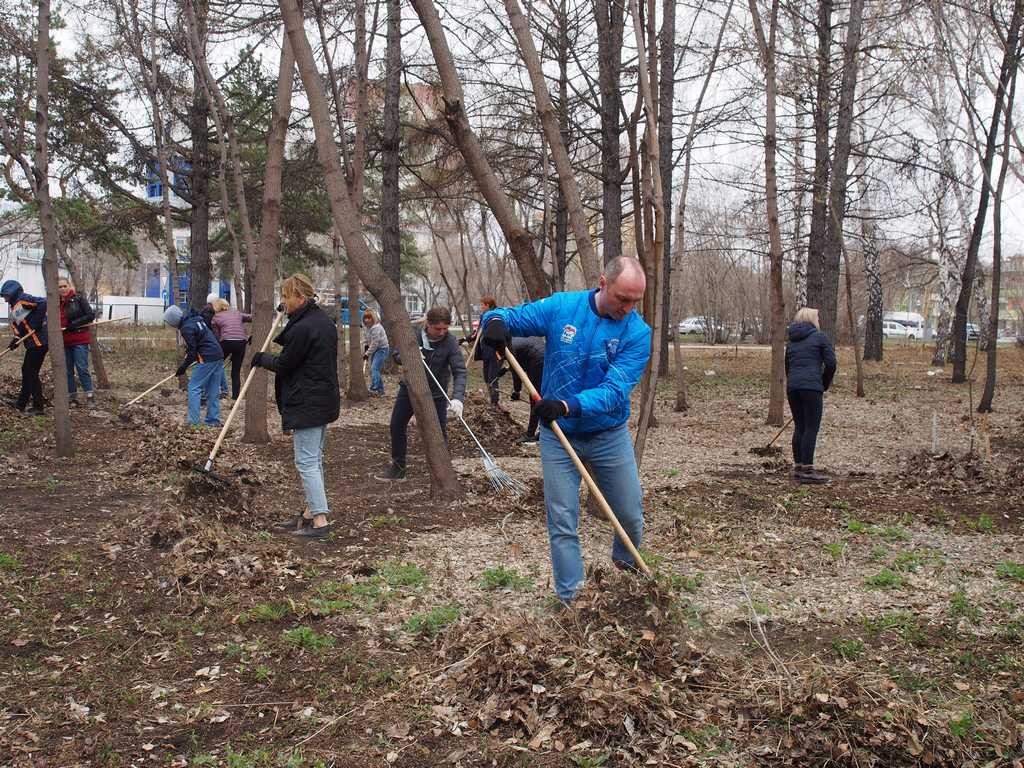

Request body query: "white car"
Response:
[882, 320, 916, 339]
[678, 316, 708, 334]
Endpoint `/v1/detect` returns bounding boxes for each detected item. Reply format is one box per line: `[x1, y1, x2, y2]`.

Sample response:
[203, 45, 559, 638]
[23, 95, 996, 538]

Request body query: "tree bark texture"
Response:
[34, 0, 73, 456]
[656, 0, 675, 375]
[380, 0, 402, 291]
[747, 0, 786, 426]
[280, 0, 460, 500]
[505, 0, 600, 287]
[187, 0, 211, 310]
[348, 270, 369, 401]
[859, 183, 883, 362]
[411, 0, 548, 300]
[244, 31, 294, 444]
[818, 0, 865, 341]
[805, 0, 832, 319]
[951, 0, 1022, 383]
[593, 0, 624, 263]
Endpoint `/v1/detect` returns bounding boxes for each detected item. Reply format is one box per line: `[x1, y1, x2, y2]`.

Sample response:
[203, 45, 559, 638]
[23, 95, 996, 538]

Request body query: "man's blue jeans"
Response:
[293, 425, 329, 516]
[539, 423, 644, 602]
[187, 361, 223, 426]
[370, 347, 389, 394]
[64, 344, 93, 394]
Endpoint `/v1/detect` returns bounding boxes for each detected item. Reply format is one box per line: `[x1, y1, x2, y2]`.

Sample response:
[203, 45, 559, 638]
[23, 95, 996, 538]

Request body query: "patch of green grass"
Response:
[864, 568, 906, 591]
[875, 525, 910, 541]
[948, 712, 976, 740]
[891, 551, 924, 572]
[638, 548, 664, 570]
[243, 602, 289, 623]
[313, 579, 383, 612]
[570, 755, 609, 768]
[662, 571, 703, 593]
[891, 668, 938, 692]
[847, 518, 869, 534]
[954, 650, 989, 672]
[950, 590, 981, 622]
[405, 604, 460, 636]
[996, 562, 1024, 583]
[868, 545, 888, 562]
[0, 553, 17, 570]
[830, 499, 850, 512]
[44, 474, 59, 493]
[307, 597, 356, 615]
[253, 665, 272, 683]
[224, 747, 272, 768]
[866, 611, 927, 646]
[478, 566, 533, 591]
[370, 514, 405, 528]
[975, 514, 995, 533]
[831, 638, 865, 660]
[378, 560, 428, 589]
[822, 541, 844, 560]
[663, 468, 680, 478]
[281, 626, 335, 653]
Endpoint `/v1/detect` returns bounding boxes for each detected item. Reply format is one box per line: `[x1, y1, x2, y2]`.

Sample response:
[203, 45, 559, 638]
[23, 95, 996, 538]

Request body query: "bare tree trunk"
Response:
[629, 0, 666, 468]
[748, 0, 786, 426]
[505, 0, 599, 286]
[348, 270, 369, 401]
[657, 0, 675, 375]
[973, 267, 991, 350]
[333, 236, 348, 395]
[805, 0, 832, 316]
[188, 0, 210, 310]
[281, 0, 460, 500]
[859, 182, 884, 361]
[978, 65, 1015, 412]
[594, 0, 623, 263]
[951, 0, 1022, 383]
[835, 209, 865, 397]
[380, 0, 402, 290]
[670, 0, 732, 412]
[818, 0, 865, 341]
[243, 32, 293, 444]
[410, 0, 548, 300]
[34, 0, 72, 455]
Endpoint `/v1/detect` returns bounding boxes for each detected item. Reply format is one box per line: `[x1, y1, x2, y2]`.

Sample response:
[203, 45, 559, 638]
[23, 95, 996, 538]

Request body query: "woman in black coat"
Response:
[785, 307, 837, 484]
[251, 274, 341, 537]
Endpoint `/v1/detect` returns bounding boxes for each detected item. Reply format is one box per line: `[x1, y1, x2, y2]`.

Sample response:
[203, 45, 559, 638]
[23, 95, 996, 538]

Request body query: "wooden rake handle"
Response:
[123, 366, 194, 407]
[203, 310, 287, 471]
[502, 347, 652, 577]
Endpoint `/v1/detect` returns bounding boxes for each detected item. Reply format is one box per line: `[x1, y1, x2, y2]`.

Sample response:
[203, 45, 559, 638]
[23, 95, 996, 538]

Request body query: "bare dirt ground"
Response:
[0, 337, 1022, 767]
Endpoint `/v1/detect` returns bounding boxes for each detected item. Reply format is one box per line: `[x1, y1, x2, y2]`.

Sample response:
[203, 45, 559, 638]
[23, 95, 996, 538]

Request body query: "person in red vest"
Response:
[57, 277, 96, 407]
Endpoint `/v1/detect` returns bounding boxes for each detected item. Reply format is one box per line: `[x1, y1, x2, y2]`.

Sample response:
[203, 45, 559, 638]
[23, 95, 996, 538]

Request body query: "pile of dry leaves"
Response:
[411, 572, 1023, 766]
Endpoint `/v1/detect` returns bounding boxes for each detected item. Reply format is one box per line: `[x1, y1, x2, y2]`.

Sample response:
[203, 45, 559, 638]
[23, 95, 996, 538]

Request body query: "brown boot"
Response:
[797, 465, 830, 485]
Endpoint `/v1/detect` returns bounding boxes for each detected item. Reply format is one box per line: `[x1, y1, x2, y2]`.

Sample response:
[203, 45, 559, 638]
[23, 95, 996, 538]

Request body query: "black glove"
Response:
[363, 353, 368, 361]
[532, 398, 568, 425]
[457, 336, 467, 346]
[482, 318, 508, 354]
[363, 343, 369, 353]
[7, 338, 18, 351]
[250, 352, 271, 370]
[175, 362, 189, 377]
[510, 391, 520, 402]
[276, 303, 285, 313]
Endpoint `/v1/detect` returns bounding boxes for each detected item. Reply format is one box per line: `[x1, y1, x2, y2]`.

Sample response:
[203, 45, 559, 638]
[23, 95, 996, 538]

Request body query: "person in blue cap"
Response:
[479, 256, 650, 604]
[163, 303, 224, 427]
[2, 280, 48, 415]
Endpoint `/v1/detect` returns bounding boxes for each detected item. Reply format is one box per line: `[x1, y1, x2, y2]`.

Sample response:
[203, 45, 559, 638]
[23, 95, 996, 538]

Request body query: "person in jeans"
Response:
[57, 277, 96, 408]
[480, 257, 649, 604]
[1, 280, 48, 415]
[250, 274, 340, 538]
[362, 309, 389, 395]
[201, 292, 229, 398]
[378, 306, 466, 480]
[211, 298, 252, 399]
[508, 335, 546, 444]
[474, 295, 501, 406]
[785, 307, 837, 484]
[163, 304, 224, 427]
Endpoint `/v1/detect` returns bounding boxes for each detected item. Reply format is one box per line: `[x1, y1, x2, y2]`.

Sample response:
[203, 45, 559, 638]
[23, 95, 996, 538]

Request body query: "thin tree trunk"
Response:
[243, 32, 293, 444]
[410, 0, 548, 300]
[280, 0, 460, 500]
[505, 0, 599, 286]
[974, 267, 991, 350]
[348, 270, 369, 401]
[834, 209, 865, 397]
[818, 0, 865, 341]
[34, 0, 72, 455]
[951, 0, 1022, 383]
[748, 0, 786, 425]
[333, 236, 349, 395]
[594, 0, 623, 262]
[380, 0, 402, 290]
[188, 0, 210, 310]
[859, 181, 884, 361]
[657, 0, 675, 375]
[805, 0, 832, 316]
[629, 0, 666, 468]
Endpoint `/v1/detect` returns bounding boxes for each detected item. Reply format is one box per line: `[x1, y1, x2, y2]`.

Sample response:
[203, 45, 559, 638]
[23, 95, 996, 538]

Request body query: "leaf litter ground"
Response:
[0, 344, 1022, 766]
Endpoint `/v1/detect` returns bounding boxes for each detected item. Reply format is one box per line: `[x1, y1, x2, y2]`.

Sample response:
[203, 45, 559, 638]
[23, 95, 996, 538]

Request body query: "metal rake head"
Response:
[483, 455, 527, 497]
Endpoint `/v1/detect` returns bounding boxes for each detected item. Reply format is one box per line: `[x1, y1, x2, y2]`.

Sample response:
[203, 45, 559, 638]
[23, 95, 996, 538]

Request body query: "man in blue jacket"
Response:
[164, 304, 225, 427]
[2, 280, 48, 415]
[481, 257, 650, 603]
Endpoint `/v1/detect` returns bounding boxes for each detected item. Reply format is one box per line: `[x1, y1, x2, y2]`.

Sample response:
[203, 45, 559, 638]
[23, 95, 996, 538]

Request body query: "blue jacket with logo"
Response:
[1, 280, 47, 349]
[179, 308, 224, 365]
[483, 290, 651, 435]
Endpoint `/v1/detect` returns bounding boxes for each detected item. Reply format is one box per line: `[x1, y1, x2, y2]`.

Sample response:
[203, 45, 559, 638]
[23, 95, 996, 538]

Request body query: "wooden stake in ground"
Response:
[502, 347, 651, 577]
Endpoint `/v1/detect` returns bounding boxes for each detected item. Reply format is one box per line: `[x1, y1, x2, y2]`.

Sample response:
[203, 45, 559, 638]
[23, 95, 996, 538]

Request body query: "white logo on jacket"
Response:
[560, 324, 577, 344]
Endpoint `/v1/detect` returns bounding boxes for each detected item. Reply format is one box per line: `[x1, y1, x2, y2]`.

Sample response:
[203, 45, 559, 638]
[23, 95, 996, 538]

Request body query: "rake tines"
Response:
[483, 454, 527, 497]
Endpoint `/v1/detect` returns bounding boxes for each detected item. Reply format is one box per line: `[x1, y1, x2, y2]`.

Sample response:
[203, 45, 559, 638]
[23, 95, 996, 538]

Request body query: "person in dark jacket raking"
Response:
[163, 303, 225, 427]
[508, 335, 546, 443]
[250, 274, 341, 538]
[785, 307, 837, 484]
[58, 277, 96, 408]
[2, 279, 48, 415]
[377, 306, 466, 481]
